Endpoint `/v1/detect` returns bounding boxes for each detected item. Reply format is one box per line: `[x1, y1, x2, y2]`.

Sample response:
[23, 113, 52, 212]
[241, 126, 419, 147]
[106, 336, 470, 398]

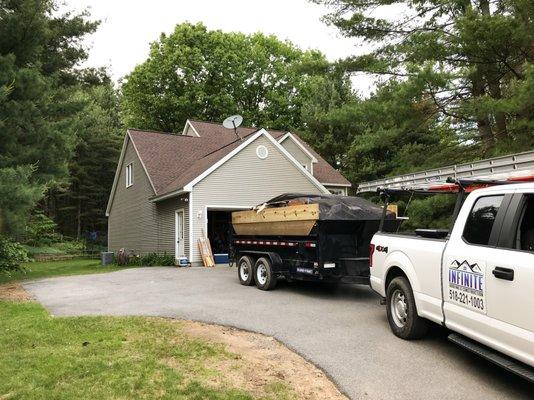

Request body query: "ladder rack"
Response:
[357, 150, 534, 193]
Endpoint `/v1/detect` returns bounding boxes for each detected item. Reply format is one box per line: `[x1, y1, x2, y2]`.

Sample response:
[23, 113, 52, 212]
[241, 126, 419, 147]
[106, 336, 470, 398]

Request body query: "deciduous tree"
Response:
[121, 22, 338, 132]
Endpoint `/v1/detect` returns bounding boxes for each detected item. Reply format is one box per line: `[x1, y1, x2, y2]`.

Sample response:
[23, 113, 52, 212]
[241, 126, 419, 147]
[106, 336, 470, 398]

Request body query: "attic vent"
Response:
[256, 145, 269, 159]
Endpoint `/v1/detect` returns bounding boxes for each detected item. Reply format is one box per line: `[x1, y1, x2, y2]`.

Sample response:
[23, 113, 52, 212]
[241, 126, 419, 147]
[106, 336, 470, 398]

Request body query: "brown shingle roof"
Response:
[128, 120, 350, 198]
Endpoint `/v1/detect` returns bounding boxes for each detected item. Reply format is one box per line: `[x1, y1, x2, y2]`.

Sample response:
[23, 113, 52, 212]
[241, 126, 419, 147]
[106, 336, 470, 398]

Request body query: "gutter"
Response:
[150, 188, 190, 203]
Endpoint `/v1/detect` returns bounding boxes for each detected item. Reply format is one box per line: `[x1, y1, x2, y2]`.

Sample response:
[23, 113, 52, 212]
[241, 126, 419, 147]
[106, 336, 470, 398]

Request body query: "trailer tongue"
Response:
[231, 193, 397, 290]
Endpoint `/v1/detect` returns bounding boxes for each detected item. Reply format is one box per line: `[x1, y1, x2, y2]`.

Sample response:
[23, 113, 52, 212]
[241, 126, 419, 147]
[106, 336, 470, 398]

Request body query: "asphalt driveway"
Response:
[24, 267, 533, 400]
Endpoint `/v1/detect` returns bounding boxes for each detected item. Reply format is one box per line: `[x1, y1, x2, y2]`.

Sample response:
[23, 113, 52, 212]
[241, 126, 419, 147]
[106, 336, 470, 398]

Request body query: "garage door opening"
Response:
[207, 208, 246, 264]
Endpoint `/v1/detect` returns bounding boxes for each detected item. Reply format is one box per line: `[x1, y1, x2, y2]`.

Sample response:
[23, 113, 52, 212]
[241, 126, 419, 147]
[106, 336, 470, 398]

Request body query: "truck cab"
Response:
[370, 182, 534, 379]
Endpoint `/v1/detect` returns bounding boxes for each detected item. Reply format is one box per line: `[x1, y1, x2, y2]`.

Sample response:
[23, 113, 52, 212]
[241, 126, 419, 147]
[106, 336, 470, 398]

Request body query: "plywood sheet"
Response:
[232, 204, 319, 236]
[233, 220, 317, 236]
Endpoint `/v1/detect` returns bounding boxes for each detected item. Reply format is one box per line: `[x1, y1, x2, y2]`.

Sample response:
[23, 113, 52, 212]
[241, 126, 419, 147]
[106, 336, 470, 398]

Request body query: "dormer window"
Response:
[126, 163, 133, 187]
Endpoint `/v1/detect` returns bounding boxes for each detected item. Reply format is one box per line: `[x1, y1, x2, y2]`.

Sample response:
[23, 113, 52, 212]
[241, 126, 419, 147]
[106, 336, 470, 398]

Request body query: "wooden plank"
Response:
[233, 220, 316, 236]
[197, 236, 215, 267]
[232, 204, 319, 236]
[232, 204, 319, 225]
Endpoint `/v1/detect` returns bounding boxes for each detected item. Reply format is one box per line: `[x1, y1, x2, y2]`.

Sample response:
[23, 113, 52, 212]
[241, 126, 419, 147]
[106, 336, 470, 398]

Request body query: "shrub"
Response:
[53, 241, 85, 254]
[116, 252, 175, 267]
[24, 212, 61, 246]
[0, 236, 29, 273]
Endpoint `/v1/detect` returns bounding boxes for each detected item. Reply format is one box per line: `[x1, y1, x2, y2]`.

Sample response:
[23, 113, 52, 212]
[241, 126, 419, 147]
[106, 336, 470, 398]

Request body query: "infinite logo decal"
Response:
[449, 260, 484, 293]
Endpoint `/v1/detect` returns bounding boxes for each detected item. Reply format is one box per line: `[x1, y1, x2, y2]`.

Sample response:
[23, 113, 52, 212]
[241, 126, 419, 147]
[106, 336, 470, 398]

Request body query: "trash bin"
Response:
[101, 251, 114, 266]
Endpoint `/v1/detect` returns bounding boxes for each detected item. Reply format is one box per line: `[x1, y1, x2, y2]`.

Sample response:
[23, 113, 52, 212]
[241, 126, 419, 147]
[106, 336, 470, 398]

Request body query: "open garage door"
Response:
[207, 207, 249, 264]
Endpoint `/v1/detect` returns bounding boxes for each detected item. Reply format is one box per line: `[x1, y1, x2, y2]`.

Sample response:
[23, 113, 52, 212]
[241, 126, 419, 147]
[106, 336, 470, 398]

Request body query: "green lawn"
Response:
[0, 259, 126, 284]
[0, 301, 280, 399]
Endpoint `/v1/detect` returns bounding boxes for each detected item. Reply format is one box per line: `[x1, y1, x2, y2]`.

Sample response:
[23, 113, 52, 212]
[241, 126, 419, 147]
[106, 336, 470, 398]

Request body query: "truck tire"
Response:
[386, 276, 428, 340]
[237, 255, 255, 286]
[254, 257, 277, 290]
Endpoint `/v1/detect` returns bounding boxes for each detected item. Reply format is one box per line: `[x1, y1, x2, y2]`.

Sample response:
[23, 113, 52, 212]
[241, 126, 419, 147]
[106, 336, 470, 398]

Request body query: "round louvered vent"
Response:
[256, 145, 269, 159]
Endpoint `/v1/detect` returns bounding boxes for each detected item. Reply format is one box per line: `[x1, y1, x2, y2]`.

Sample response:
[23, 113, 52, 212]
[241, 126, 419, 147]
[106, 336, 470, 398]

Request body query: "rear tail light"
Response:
[369, 244, 375, 267]
[304, 242, 317, 248]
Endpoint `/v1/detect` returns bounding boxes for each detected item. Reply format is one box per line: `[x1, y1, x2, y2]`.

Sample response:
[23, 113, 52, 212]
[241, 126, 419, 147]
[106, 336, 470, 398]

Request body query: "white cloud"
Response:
[66, 0, 378, 94]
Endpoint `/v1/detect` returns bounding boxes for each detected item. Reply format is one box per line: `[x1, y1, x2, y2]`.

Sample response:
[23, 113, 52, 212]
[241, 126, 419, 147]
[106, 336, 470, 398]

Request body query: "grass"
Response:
[0, 301, 269, 399]
[0, 261, 298, 399]
[0, 259, 127, 284]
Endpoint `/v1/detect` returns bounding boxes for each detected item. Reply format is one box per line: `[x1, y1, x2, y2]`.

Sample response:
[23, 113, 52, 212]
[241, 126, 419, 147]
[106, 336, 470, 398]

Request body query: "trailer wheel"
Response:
[254, 257, 277, 290]
[237, 255, 255, 286]
[386, 276, 428, 340]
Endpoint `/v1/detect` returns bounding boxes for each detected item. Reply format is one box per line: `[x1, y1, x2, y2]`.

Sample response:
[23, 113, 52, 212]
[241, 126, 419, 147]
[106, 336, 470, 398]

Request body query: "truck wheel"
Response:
[254, 257, 277, 290]
[237, 255, 255, 286]
[386, 276, 428, 340]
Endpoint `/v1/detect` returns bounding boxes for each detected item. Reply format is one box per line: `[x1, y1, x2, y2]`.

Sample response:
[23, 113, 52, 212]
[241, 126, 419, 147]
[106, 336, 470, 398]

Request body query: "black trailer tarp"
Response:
[260, 193, 395, 221]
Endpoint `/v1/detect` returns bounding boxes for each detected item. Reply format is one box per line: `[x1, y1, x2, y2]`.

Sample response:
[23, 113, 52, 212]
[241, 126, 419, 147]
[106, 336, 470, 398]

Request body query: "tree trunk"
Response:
[472, 73, 494, 152]
[76, 198, 81, 241]
[478, 0, 508, 140]
[488, 80, 508, 139]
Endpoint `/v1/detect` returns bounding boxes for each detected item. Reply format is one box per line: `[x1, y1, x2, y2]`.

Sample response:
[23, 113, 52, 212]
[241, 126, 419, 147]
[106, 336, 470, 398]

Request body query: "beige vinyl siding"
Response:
[280, 137, 313, 172]
[190, 135, 323, 263]
[108, 138, 190, 257]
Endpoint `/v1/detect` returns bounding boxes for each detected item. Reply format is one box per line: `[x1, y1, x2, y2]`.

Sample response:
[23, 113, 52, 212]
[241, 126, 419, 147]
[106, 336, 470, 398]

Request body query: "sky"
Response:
[66, 0, 381, 95]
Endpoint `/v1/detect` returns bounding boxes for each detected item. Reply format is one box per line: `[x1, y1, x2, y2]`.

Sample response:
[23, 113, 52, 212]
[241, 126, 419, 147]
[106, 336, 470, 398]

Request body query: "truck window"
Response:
[462, 195, 503, 246]
[516, 197, 534, 252]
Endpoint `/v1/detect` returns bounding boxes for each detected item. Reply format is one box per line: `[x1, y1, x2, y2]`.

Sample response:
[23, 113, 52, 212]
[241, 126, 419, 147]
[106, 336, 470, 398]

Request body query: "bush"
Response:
[53, 241, 85, 254]
[24, 212, 61, 246]
[116, 252, 175, 267]
[0, 236, 29, 273]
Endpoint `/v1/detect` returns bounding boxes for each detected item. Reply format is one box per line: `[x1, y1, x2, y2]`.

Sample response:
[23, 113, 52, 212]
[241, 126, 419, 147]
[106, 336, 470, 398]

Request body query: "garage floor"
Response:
[24, 267, 534, 400]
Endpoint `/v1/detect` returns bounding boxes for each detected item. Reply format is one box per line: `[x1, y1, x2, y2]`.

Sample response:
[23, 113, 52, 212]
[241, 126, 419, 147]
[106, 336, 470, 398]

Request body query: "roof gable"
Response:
[105, 133, 156, 216]
[115, 120, 350, 202]
[278, 132, 318, 163]
[184, 129, 328, 193]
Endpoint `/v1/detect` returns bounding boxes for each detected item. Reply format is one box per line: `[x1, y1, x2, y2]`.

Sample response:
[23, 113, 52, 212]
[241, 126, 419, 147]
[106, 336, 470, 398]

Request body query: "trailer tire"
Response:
[237, 255, 255, 286]
[254, 257, 277, 290]
[386, 276, 428, 340]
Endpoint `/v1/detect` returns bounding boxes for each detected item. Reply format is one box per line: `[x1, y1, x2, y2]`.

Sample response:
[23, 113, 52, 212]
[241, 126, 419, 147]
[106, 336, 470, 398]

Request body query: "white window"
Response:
[125, 163, 133, 187]
[329, 188, 345, 196]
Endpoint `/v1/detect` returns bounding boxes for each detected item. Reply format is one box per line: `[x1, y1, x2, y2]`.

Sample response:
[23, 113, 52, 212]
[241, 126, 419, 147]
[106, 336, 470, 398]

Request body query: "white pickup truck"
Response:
[370, 182, 534, 380]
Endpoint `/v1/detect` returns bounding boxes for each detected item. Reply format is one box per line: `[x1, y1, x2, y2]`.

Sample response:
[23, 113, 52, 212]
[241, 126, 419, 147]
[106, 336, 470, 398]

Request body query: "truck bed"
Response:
[370, 232, 447, 324]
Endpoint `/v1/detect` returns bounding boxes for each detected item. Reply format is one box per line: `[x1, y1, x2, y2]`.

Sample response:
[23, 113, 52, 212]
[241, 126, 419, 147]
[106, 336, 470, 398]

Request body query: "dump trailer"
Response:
[230, 193, 397, 290]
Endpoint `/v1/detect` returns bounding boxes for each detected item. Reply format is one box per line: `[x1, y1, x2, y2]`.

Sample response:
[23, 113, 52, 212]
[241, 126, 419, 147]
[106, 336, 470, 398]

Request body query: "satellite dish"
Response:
[222, 115, 244, 141]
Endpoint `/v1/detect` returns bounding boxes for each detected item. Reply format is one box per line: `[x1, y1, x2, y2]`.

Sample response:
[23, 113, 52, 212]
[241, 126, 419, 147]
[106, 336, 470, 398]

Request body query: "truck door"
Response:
[442, 193, 511, 349]
[483, 192, 534, 366]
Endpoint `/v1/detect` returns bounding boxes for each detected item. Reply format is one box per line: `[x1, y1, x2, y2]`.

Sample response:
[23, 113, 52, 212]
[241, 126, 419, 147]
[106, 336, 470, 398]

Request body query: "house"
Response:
[105, 119, 351, 265]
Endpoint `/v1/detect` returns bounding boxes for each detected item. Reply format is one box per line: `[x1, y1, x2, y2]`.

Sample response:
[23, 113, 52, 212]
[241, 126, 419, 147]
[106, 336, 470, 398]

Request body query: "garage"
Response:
[206, 207, 247, 264]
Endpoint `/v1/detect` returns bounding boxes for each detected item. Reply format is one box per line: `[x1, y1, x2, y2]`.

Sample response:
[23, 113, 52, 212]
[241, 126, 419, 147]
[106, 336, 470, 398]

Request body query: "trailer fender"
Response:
[237, 251, 284, 270]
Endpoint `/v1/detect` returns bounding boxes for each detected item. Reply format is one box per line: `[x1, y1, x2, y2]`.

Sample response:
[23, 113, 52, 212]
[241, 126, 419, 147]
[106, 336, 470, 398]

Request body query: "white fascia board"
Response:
[278, 132, 318, 163]
[150, 188, 190, 203]
[322, 182, 352, 187]
[105, 130, 158, 216]
[183, 129, 264, 191]
[264, 131, 330, 194]
[128, 131, 157, 194]
[189, 191, 193, 261]
[183, 129, 329, 194]
[182, 119, 201, 137]
[105, 133, 130, 216]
